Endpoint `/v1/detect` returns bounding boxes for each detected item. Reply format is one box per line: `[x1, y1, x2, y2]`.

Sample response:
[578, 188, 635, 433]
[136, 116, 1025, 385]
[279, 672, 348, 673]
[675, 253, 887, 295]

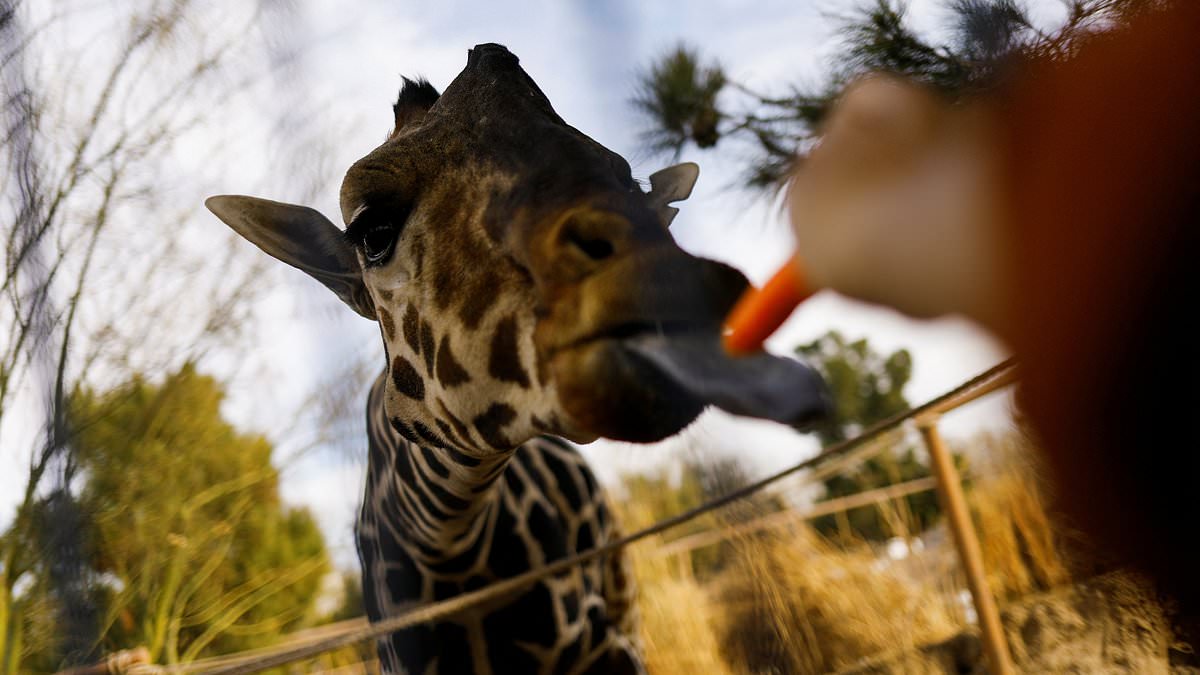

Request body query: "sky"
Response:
[2, 0, 1073, 571]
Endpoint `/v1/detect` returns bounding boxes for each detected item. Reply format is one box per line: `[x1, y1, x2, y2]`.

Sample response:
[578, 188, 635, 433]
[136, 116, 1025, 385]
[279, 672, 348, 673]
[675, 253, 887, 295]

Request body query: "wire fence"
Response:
[65, 359, 1018, 675]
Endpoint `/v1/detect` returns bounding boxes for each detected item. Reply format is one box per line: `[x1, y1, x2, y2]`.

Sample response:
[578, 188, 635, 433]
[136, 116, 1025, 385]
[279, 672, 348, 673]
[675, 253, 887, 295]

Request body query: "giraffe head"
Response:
[208, 44, 827, 452]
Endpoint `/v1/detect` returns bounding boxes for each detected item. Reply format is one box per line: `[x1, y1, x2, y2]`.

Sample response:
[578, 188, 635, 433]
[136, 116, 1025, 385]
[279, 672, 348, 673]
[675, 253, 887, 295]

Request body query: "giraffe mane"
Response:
[392, 76, 440, 133]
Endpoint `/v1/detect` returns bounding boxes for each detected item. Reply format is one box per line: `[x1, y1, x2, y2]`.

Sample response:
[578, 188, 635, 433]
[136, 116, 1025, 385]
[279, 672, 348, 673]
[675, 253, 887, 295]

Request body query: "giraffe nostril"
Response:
[565, 229, 614, 261]
[558, 210, 626, 264]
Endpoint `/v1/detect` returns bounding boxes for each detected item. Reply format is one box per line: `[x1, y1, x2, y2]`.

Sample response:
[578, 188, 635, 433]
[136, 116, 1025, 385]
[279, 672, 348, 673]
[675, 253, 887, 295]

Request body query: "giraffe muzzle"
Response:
[547, 247, 831, 440]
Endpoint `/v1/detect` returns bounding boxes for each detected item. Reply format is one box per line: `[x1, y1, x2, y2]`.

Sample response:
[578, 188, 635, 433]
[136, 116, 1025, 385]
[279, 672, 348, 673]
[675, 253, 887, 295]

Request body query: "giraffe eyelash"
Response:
[345, 205, 413, 265]
[344, 207, 384, 246]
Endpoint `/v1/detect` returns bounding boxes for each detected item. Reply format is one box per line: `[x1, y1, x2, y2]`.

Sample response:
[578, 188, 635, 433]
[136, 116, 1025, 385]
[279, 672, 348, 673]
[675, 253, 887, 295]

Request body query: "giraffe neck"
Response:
[366, 373, 515, 557]
[358, 373, 644, 675]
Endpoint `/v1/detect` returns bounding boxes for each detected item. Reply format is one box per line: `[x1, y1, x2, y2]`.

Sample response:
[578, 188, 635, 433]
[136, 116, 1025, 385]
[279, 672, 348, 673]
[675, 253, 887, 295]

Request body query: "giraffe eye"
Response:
[345, 203, 411, 266]
[362, 223, 398, 264]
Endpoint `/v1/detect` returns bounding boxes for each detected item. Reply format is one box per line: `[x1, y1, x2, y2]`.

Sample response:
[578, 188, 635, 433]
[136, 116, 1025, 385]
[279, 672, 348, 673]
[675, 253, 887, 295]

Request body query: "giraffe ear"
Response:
[647, 162, 700, 227]
[205, 195, 377, 319]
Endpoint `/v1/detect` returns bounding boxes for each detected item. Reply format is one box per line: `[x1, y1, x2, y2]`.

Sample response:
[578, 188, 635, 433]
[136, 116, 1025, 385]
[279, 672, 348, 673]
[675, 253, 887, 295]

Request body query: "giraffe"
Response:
[206, 44, 828, 675]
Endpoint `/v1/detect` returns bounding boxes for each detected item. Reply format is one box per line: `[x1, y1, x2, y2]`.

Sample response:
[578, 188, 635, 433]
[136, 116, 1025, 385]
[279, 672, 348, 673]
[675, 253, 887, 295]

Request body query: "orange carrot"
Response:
[722, 256, 814, 355]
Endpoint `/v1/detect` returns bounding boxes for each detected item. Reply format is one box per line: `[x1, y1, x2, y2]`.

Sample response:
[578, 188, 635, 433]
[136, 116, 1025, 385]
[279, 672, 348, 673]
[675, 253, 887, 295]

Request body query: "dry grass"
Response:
[966, 433, 1074, 600]
[623, 518, 965, 674]
[618, 431, 1100, 674]
[627, 550, 735, 675]
[711, 526, 960, 674]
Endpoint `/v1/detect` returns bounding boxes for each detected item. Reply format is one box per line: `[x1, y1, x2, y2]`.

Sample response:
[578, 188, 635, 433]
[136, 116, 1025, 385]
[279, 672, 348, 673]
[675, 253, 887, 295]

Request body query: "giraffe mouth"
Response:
[620, 332, 831, 429]
[560, 319, 699, 351]
[547, 250, 830, 441]
[552, 321, 830, 441]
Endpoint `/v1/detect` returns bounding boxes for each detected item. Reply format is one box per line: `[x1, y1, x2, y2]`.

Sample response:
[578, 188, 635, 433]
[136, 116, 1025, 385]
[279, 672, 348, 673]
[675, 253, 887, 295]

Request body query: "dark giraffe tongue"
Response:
[624, 333, 831, 429]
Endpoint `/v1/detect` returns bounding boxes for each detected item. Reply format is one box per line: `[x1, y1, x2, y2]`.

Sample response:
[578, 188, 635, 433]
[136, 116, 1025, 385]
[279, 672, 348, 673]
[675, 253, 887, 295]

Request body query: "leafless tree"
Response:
[0, 0, 344, 668]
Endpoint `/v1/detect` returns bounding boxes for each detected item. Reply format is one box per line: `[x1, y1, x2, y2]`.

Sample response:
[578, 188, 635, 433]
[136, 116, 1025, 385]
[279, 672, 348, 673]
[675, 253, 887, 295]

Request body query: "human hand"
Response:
[786, 74, 1007, 327]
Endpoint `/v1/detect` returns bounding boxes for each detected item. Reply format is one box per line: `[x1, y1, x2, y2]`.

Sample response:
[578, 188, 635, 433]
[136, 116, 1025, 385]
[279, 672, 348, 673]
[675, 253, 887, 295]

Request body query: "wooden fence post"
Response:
[917, 414, 1015, 675]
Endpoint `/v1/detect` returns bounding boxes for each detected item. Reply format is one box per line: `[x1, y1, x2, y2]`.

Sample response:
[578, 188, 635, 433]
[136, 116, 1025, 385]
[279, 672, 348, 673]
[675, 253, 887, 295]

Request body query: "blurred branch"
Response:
[179, 555, 327, 663]
[1, 0, 311, 668]
[631, 0, 1156, 191]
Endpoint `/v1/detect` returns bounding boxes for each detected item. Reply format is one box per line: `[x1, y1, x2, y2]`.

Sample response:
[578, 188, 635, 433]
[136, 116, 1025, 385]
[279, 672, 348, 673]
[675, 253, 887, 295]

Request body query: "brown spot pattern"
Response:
[390, 418, 421, 445]
[444, 444, 483, 468]
[427, 193, 489, 313]
[473, 402, 517, 449]
[418, 446, 450, 478]
[437, 399, 474, 446]
[419, 320, 436, 375]
[402, 304, 421, 353]
[459, 267, 499, 330]
[433, 260, 456, 310]
[435, 419, 462, 446]
[412, 420, 446, 448]
[412, 236, 425, 278]
[390, 356, 425, 400]
[488, 315, 530, 388]
[378, 307, 396, 341]
[435, 335, 471, 387]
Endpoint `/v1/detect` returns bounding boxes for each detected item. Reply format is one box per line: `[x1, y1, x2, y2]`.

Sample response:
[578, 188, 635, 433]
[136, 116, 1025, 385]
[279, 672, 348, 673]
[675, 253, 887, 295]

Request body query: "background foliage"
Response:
[633, 0, 1163, 189]
[3, 366, 329, 671]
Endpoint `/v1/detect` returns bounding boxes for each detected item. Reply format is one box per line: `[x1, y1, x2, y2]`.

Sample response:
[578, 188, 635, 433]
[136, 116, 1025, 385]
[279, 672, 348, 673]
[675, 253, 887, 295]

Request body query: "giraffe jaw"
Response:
[551, 338, 707, 443]
[622, 333, 831, 428]
[542, 249, 830, 442]
[551, 330, 830, 443]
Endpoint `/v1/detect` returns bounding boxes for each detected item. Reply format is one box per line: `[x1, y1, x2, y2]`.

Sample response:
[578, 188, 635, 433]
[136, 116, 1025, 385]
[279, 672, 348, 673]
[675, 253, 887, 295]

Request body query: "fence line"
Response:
[94, 359, 1015, 675]
[655, 366, 1017, 560]
[918, 414, 1015, 674]
[653, 475, 940, 559]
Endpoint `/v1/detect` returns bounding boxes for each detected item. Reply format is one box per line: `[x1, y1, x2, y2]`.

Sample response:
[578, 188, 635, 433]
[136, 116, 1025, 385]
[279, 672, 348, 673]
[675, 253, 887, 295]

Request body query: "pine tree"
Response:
[633, 0, 1163, 190]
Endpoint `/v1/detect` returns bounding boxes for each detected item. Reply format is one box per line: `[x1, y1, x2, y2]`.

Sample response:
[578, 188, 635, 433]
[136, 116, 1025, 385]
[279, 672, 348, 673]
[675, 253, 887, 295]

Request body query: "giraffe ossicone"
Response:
[208, 43, 827, 675]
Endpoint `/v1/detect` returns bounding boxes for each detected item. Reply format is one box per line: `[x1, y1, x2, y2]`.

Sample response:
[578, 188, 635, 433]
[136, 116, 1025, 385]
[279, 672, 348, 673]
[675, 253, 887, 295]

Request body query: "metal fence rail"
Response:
[72, 359, 1017, 675]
